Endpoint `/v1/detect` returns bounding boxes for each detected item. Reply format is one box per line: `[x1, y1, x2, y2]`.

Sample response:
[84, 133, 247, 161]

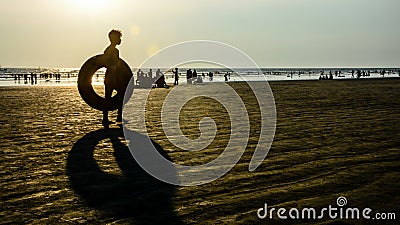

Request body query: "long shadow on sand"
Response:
[67, 128, 182, 224]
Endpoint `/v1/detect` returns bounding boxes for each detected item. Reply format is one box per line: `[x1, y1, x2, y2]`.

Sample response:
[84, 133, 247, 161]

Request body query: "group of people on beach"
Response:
[20, 73, 38, 85]
[185, 69, 216, 84]
[318, 71, 335, 80]
[13, 72, 65, 85]
[351, 70, 369, 79]
[284, 69, 400, 80]
[134, 67, 217, 87]
[350, 69, 396, 79]
[136, 68, 167, 88]
[185, 69, 201, 84]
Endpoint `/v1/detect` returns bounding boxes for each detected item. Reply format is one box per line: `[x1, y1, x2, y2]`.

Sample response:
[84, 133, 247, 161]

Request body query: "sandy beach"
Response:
[1, 79, 399, 224]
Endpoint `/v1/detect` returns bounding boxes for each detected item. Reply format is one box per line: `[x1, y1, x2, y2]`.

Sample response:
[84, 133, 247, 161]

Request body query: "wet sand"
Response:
[1, 79, 399, 224]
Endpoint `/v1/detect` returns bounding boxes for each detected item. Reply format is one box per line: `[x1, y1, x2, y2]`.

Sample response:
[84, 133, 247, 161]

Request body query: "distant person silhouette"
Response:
[31, 73, 34, 85]
[381, 69, 386, 77]
[145, 69, 154, 87]
[156, 69, 167, 88]
[136, 69, 142, 85]
[356, 70, 361, 79]
[102, 29, 123, 128]
[186, 69, 192, 84]
[173, 68, 179, 85]
[193, 69, 197, 78]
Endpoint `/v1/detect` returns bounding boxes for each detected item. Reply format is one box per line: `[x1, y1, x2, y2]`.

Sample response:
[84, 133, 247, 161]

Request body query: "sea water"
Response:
[0, 67, 399, 86]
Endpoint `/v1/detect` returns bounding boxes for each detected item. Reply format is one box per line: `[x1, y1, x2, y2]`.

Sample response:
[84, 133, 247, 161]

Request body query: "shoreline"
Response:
[0, 75, 399, 88]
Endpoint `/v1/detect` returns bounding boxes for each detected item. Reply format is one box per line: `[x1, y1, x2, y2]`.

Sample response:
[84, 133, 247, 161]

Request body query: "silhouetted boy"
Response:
[103, 29, 122, 128]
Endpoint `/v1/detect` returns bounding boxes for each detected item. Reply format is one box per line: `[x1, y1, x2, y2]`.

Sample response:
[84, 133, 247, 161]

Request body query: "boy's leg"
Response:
[116, 87, 124, 122]
[116, 106, 122, 122]
[102, 110, 109, 128]
[102, 84, 113, 128]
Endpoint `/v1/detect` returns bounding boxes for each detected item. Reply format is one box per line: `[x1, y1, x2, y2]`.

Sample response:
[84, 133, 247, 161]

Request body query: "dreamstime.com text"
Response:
[257, 197, 396, 221]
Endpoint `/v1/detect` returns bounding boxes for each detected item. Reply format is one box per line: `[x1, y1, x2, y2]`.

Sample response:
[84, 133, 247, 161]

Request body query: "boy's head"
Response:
[108, 29, 122, 45]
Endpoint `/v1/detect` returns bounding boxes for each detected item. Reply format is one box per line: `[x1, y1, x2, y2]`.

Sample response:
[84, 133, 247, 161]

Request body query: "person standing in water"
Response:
[186, 69, 192, 84]
[102, 29, 122, 128]
[173, 68, 179, 85]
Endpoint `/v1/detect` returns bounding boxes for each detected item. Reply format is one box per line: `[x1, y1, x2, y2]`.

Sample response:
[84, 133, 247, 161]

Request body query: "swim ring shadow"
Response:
[78, 54, 134, 111]
[67, 128, 182, 224]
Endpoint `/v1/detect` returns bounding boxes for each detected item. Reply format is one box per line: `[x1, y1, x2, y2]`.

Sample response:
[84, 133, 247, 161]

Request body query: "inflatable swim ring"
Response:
[78, 54, 134, 111]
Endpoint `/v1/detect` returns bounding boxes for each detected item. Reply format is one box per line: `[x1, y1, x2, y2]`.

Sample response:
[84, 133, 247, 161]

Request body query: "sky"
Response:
[0, 0, 399, 68]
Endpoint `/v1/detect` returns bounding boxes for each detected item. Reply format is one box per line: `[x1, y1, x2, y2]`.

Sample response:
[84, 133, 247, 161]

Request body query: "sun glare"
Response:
[73, 0, 110, 12]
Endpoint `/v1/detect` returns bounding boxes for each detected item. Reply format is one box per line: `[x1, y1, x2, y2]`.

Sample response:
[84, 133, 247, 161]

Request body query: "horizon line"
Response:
[1, 65, 400, 70]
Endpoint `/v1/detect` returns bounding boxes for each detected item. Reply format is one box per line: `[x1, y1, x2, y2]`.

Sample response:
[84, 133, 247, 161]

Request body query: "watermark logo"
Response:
[336, 196, 347, 207]
[257, 196, 396, 221]
[122, 40, 276, 186]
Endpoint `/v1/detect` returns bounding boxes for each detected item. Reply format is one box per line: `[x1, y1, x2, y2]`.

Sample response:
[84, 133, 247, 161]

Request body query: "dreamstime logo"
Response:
[336, 196, 347, 207]
[257, 196, 396, 220]
[122, 40, 276, 186]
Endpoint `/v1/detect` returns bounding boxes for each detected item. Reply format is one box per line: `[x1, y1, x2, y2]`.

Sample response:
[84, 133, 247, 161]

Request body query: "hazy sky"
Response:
[0, 0, 399, 68]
